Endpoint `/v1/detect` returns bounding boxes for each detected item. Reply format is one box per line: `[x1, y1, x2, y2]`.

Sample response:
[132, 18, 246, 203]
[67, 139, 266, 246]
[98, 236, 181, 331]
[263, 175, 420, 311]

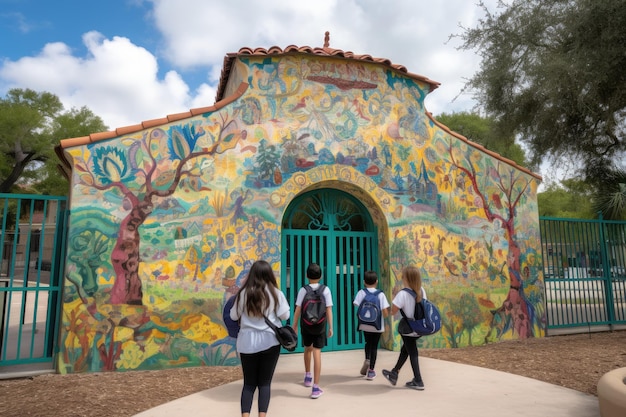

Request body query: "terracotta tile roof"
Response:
[57, 82, 250, 151]
[215, 34, 441, 102]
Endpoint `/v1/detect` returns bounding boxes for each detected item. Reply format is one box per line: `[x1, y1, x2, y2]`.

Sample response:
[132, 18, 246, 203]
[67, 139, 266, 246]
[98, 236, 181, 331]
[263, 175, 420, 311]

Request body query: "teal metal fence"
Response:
[0, 194, 68, 369]
[540, 216, 626, 332]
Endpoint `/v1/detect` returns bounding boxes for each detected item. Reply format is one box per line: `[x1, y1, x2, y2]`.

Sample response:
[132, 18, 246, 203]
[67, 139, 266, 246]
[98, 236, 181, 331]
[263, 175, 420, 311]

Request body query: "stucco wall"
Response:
[59, 53, 543, 373]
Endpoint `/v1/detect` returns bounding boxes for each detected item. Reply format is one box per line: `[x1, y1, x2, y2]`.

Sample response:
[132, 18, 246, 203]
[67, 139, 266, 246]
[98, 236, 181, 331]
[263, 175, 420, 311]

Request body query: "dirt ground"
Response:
[1, 331, 624, 417]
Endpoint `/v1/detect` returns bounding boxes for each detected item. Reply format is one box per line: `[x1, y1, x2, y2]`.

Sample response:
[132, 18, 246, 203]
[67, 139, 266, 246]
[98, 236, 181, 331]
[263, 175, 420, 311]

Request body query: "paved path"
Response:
[134, 350, 600, 416]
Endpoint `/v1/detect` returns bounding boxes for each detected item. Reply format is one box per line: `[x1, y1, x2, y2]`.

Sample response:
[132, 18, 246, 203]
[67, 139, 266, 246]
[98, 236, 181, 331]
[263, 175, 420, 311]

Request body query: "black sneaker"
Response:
[406, 379, 425, 390]
[382, 369, 398, 386]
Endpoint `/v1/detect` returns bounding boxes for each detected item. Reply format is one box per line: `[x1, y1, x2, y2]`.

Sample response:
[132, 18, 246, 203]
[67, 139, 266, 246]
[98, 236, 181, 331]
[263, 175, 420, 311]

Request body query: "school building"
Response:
[55, 35, 543, 373]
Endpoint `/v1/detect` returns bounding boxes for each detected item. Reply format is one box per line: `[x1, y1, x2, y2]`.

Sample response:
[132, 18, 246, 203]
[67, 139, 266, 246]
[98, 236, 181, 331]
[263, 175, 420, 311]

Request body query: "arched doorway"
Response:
[281, 188, 378, 351]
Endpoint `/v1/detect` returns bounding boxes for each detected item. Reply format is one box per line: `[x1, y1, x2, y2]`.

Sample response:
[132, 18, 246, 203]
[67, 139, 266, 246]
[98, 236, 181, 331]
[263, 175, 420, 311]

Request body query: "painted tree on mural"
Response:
[73, 114, 246, 305]
[438, 136, 540, 339]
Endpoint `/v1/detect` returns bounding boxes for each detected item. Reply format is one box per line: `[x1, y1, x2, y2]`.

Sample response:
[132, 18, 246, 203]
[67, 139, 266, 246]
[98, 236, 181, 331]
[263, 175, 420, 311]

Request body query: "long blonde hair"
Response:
[402, 266, 423, 302]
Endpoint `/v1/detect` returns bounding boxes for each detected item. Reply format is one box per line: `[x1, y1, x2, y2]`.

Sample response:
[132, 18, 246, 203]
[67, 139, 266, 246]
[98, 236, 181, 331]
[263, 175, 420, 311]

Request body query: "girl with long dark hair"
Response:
[230, 260, 290, 417]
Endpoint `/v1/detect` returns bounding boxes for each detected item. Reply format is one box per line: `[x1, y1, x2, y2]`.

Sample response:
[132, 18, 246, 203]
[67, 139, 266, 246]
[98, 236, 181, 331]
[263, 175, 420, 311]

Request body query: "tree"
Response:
[457, 0, 626, 181]
[73, 116, 247, 305]
[435, 111, 528, 167]
[39, 107, 108, 195]
[590, 167, 626, 220]
[0, 88, 107, 195]
[537, 179, 594, 218]
[435, 133, 541, 340]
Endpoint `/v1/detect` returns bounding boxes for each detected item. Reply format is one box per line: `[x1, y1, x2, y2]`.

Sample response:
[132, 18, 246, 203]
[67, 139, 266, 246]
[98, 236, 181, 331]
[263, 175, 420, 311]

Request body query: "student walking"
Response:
[353, 270, 390, 380]
[292, 263, 333, 399]
[382, 265, 428, 390]
[230, 260, 291, 417]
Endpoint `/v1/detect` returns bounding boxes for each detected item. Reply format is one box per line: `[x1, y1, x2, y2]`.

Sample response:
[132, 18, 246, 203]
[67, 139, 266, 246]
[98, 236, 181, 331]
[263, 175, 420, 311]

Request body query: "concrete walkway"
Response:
[134, 350, 600, 417]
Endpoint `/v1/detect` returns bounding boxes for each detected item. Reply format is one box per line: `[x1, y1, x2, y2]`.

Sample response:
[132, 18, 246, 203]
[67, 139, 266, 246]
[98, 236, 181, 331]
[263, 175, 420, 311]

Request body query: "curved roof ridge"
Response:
[216, 43, 438, 102]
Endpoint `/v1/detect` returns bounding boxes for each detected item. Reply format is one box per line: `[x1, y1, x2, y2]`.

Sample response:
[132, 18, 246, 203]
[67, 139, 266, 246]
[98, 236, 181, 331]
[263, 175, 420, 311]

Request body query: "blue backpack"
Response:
[357, 289, 383, 330]
[222, 295, 240, 338]
[400, 288, 441, 336]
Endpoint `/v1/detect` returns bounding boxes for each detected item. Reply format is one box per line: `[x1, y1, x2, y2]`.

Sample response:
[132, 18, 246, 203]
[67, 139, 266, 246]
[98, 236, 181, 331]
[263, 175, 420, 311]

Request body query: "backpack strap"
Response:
[401, 287, 417, 297]
[400, 288, 417, 320]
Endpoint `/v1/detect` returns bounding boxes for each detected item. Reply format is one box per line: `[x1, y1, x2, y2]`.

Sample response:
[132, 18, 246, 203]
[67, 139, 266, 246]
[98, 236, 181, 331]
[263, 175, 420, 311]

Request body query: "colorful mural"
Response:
[59, 49, 543, 373]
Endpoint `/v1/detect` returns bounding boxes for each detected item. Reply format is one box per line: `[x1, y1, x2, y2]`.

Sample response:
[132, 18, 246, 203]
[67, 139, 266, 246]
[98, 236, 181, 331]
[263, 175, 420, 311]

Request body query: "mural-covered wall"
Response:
[58, 47, 543, 373]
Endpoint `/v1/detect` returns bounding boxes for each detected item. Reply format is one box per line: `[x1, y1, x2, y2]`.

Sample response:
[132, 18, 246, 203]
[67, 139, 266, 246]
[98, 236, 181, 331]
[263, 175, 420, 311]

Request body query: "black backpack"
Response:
[357, 288, 383, 330]
[300, 284, 327, 335]
[222, 295, 240, 338]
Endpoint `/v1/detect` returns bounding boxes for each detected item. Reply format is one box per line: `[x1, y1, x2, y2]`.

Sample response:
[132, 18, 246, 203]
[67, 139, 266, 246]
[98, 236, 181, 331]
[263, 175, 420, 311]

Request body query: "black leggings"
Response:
[239, 345, 281, 414]
[363, 331, 382, 369]
[392, 335, 422, 382]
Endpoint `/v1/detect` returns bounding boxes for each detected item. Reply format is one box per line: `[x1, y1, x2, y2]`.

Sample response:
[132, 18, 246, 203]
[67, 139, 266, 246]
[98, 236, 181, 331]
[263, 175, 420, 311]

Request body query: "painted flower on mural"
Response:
[89, 146, 129, 184]
[169, 125, 205, 160]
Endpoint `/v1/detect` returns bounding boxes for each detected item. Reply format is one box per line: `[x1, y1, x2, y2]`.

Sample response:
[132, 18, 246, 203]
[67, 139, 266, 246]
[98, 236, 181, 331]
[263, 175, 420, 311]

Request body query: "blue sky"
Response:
[0, 0, 498, 132]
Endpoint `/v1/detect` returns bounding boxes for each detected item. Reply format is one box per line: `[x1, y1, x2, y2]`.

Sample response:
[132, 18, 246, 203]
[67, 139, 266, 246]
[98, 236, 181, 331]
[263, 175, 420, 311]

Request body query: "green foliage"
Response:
[457, 0, 626, 181]
[537, 179, 594, 218]
[0, 89, 107, 195]
[591, 168, 626, 220]
[435, 111, 528, 168]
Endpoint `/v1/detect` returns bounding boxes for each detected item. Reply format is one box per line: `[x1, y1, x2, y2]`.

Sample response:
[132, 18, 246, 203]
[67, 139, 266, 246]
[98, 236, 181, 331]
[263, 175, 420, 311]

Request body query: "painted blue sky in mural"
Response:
[0, 0, 500, 130]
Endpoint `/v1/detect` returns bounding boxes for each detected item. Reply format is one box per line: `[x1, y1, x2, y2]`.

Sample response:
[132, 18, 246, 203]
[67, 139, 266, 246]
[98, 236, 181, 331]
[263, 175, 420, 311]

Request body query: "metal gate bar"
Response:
[282, 228, 377, 351]
[540, 216, 626, 331]
[0, 193, 67, 368]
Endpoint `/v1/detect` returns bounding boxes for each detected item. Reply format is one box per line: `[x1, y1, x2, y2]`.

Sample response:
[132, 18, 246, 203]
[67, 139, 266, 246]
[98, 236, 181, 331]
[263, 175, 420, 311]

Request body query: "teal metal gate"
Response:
[282, 189, 378, 351]
[540, 216, 626, 332]
[0, 194, 67, 369]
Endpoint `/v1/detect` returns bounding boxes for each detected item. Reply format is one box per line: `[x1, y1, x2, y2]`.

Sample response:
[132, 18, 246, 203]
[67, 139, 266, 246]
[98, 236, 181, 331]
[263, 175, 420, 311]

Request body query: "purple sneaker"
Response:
[366, 369, 376, 380]
[304, 373, 313, 387]
[311, 385, 324, 399]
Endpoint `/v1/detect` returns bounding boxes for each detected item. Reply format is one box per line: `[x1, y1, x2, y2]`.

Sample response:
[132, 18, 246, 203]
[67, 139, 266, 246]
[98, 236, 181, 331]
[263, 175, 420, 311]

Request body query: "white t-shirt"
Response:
[230, 287, 290, 354]
[392, 287, 427, 337]
[353, 288, 390, 333]
[392, 287, 428, 318]
[295, 283, 334, 307]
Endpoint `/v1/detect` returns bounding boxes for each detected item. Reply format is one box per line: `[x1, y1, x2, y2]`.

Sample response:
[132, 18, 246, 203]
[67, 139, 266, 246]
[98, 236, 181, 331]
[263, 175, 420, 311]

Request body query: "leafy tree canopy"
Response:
[457, 0, 626, 183]
[435, 111, 528, 168]
[590, 168, 626, 220]
[537, 179, 594, 218]
[0, 88, 107, 195]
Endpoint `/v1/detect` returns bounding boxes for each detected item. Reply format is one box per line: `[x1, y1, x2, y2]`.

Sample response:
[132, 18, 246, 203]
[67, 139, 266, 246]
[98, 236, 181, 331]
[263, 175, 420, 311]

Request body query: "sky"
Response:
[0, 0, 503, 131]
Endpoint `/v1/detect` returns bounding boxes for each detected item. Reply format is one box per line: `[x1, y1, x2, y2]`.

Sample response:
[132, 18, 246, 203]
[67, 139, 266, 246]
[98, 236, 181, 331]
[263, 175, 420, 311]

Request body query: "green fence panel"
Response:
[540, 216, 626, 330]
[0, 193, 67, 368]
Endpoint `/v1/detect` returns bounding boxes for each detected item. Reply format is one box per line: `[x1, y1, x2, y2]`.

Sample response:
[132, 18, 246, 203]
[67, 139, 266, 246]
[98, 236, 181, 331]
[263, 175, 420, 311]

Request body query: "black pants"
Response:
[392, 334, 422, 382]
[363, 331, 382, 369]
[239, 344, 281, 414]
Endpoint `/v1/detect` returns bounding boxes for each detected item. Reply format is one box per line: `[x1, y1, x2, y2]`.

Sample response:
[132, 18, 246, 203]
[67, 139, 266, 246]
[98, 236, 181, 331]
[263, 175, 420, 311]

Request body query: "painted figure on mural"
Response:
[229, 260, 290, 417]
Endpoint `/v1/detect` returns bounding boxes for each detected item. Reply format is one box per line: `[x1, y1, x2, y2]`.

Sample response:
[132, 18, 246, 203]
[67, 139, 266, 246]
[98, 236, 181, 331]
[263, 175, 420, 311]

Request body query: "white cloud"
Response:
[0, 0, 499, 130]
[0, 31, 210, 129]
